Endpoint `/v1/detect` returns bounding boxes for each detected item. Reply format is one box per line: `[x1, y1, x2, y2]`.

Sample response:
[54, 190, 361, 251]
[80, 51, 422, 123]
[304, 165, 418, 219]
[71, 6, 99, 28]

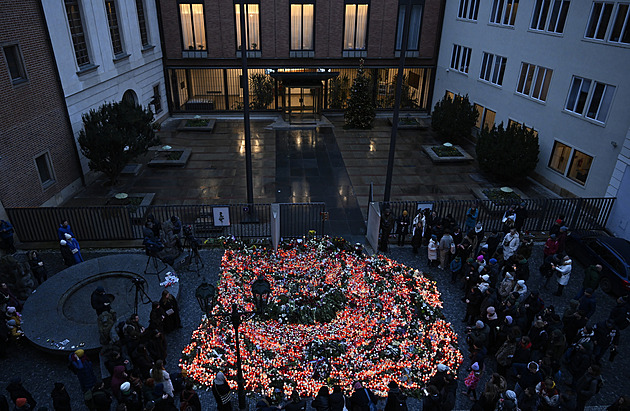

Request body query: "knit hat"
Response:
[555, 219, 562, 224]
[505, 273, 513, 280]
[60, 240, 67, 246]
[437, 363, 449, 372]
[74, 349, 84, 358]
[477, 255, 484, 261]
[489, 258, 497, 264]
[505, 315, 513, 324]
[16, 398, 27, 408]
[214, 371, 226, 385]
[467, 258, 474, 263]
[476, 320, 484, 329]
[475, 223, 483, 233]
[481, 274, 490, 282]
[64, 233, 72, 240]
[7, 306, 16, 314]
[120, 381, 131, 393]
[506, 390, 516, 400]
[7, 319, 16, 327]
[487, 306, 496, 314]
[550, 234, 556, 239]
[517, 280, 526, 287]
[471, 362, 480, 371]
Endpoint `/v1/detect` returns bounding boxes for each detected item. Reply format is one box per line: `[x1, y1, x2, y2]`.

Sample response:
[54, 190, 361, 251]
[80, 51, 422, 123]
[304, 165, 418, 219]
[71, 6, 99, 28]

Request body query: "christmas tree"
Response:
[344, 60, 375, 129]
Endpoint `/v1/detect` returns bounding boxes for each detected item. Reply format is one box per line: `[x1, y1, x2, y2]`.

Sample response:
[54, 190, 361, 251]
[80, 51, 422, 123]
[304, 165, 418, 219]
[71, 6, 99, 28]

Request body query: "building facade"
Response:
[0, 0, 83, 210]
[41, 0, 167, 177]
[432, 0, 630, 198]
[158, 0, 445, 121]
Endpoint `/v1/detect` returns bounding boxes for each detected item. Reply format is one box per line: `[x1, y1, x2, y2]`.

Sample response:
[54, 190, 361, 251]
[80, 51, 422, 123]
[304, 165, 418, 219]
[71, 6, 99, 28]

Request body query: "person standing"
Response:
[57, 220, 74, 241]
[395, 211, 410, 247]
[379, 209, 395, 252]
[180, 382, 202, 411]
[575, 365, 602, 411]
[438, 230, 454, 270]
[27, 251, 47, 285]
[159, 290, 181, 333]
[410, 212, 424, 254]
[64, 233, 84, 264]
[0, 220, 16, 254]
[349, 381, 377, 411]
[502, 228, 520, 261]
[464, 205, 479, 233]
[553, 256, 573, 297]
[312, 386, 331, 411]
[51, 382, 71, 411]
[68, 349, 97, 394]
[212, 372, 232, 411]
[428, 235, 438, 267]
[150, 360, 173, 398]
[59, 240, 75, 267]
[576, 264, 602, 300]
[515, 202, 528, 232]
[384, 381, 407, 411]
[90, 286, 113, 316]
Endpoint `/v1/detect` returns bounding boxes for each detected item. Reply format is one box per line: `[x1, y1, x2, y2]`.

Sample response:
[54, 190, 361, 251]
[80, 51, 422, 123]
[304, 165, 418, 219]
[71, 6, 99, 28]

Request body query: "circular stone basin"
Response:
[21, 254, 178, 354]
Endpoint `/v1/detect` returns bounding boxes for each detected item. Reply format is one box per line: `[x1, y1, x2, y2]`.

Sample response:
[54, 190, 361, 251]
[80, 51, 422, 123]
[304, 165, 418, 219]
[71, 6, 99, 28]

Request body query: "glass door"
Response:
[285, 87, 319, 123]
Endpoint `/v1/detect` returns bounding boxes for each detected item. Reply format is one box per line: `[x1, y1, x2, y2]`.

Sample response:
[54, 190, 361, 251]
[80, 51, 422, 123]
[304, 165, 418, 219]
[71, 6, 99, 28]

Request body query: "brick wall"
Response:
[0, 0, 82, 207]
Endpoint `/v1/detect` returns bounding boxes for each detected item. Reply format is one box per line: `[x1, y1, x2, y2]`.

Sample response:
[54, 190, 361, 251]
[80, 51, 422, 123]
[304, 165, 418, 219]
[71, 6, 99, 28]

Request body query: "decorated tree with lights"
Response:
[344, 60, 375, 129]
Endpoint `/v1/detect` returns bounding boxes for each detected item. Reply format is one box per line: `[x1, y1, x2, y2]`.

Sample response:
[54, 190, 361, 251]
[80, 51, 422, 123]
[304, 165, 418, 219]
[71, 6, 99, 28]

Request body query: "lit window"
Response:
[458, 0, 480, 21]
[180, 3, 206, 51]
[343, 3, 369, 50]
[105, 0, 124, 57]
[548, 141, 571, 174]
[35, 153, 55, 188]
[474, 103, 484, 129]
[490, 0, 519, 26]
[450, 44, 472, 74]
[136, 0, 150, 47]
[235, 3, 260, 51]
[508, 120, 538, 137]
[480, 52, 507, 86]
[64, 0, 91, 68]
[445, 90, 455, 100]
[290, 3, 314, 50]
[567, 149, 594, 185]
[473, 104, 495, 131]
[565, 76, 616, 123]
[530, 0, 570, 33]
[2, 44, 27, 84]
[396, 2, 423, 51]
[516, 62, 552, 102]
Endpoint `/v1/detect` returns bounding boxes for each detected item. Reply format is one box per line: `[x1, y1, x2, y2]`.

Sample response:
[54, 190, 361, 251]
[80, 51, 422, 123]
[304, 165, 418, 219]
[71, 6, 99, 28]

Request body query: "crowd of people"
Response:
[380, 205, 630, 410]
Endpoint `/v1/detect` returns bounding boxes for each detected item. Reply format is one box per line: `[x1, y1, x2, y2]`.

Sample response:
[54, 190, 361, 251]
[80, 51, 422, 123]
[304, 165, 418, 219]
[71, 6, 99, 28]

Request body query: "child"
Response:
[464, 362, 481, 400]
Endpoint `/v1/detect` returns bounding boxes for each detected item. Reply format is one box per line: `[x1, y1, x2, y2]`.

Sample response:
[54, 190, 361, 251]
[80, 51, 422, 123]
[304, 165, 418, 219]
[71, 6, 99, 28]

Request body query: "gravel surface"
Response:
[0, 244, 626, 410]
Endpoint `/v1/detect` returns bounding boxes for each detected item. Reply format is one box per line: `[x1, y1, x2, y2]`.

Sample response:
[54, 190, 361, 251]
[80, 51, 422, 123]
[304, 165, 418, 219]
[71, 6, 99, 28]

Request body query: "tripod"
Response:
[144, 251, 167, 275]
[129, 277, 152, 315]
[183, 236, 204, 274]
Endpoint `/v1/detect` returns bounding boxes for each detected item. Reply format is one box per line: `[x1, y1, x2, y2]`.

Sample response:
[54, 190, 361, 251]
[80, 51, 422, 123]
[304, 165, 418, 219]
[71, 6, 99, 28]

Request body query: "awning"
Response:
[269, 71, 339, 87]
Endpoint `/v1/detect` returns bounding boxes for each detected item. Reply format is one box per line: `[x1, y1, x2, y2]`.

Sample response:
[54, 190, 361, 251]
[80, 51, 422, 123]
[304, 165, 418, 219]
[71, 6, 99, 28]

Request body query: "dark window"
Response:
[395, 2, 423, 50]
[136, 0, 150, 47]
[105, 0, 124, 56]
[64, 0, 91, 67]
[35, 153, 55, 188]
[152, 84, 162, 113]
[3, 44, 27, 84]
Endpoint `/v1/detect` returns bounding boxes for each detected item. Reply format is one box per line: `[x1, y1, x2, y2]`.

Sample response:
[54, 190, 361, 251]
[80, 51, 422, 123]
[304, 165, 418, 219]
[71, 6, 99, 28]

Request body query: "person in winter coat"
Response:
[427, 235, 438, 267]
[464, 362, 481, 400]
[395, 210, 410, 246]
[59, 240, 75, 267]
[0, 220, 16, 254]
[180, 382, 202, 411]
[150, 360, 173, 398]
[502, 229, 520, 261]
[5, 378, 36, 410]
[57, 220, 74, 241]
[286, 390, 307, 411]
[536, 378, 560, 409]
[51, 382, 71, 411]
[26, 251, 47, 285]
[312, 386, 330, 411]
[379, 209, 395, 252]
[410, 212, 425, 253]
[68, 349, 97, 393]
[464, 206, 479, 232]
[575, 365, 602, 411]
[159, 290, 181, 333]
[348, 381, 377, 411]
[384, 381, 406, 411]
[552, 256, 572, 297]
[212, 372, 232, 411]
[438, 230, 454, 270]
[450, 256, 462, 283]
[63, 233, 83, 263]
[543, 235, 559, 258]
[110, 365, 128, 400]
[577, 265, 602, 299]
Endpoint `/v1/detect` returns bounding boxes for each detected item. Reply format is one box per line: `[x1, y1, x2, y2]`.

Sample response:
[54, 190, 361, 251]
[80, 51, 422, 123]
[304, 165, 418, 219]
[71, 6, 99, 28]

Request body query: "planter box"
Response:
[471, 187, 532, 213]
[422, 145, 474, 163]
[387, 117, 429, 130]
[148, 148, 192, 167]
[177, 119, 215, 132]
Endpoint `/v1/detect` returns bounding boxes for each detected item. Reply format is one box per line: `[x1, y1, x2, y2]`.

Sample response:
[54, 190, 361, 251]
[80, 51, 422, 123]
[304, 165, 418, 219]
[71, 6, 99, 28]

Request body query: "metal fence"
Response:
[378, 197, 616, 233]
[6, 203, 326, 243]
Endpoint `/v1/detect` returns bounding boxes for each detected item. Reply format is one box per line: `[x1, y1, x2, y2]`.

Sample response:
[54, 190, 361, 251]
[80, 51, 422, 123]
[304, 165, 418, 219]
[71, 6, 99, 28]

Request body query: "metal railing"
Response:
[6, 203, 326, 243]
[378, 197, 615, 234]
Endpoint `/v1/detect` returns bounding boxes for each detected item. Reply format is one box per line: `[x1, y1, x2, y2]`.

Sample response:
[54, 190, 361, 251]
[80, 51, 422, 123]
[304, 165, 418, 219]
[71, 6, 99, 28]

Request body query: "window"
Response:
[152, 84, 162, 113]
[445, 90, 455, 100]
[136, 0, 150, 47]
[65, 0, 91, 68]
[508, 119, 538, 136]
[235, 3, 260, 51]
[395, 2, 423, 51]
[35, 153, 55, 188]
[290, 3, 314, 51]
[473, 103, 496, 131]
[548, 141, 594, 185]
[450, 44, 472, 74]
[105, 0, 124, 57]
[490, 0, 519, 26]
[343, 3, 369, 50]
[480, 52, 507, 86]
[474, 103, 484, 128]
[458, 0, 480, 20]
[565, 76, 616, 123]
[2, 45, 27, 84]
[585, 2, 630, 44]
[516, 62, 552, 101]
[530, 0, 570, 33]
[180, 3, 206, 51]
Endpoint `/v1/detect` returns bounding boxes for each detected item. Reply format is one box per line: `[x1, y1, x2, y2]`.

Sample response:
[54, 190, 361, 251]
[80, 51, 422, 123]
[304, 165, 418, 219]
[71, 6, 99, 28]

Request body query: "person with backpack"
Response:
[384, 381, 407, 411]
[212, 372, 232, 411]
[575, 364, 603, 411]
[348, 382, 377, 411]
[180, 382, 201, 411]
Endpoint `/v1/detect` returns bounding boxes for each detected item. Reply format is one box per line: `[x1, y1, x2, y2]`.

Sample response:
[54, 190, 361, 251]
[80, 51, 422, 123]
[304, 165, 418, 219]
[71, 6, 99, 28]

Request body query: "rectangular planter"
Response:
[422, 145, 474, 163]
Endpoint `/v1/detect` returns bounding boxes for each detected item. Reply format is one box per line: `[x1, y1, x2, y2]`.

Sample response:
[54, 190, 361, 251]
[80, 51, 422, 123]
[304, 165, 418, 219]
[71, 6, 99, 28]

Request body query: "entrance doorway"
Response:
[285, 87, 319, 123]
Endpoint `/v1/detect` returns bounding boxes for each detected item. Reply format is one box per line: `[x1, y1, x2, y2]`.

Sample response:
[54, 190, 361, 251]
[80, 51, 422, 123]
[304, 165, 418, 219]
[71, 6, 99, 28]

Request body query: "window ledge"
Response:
[11, 78, 29, 87]
[236, 50, 262, 58]
[76, 64, 99, 76]
[456, 18, 478, 23]
[487, 22, 515, 29]
[113, 53, 131, 63]
[527, 28, 564, 37]
[343, 50, 367, 58]
[581, 37, 630, 49]
[514, 92, 547, 105]
[561, 109, 607, 128]
[41, 180, 56, 191]
[183, 50, 208, 58]
[141, 44, 156, 52]
[290, 50, 314, 58]
[394, 50, 419, 58]
[447, 68, 468, 76]
[477, 78, 503, 89]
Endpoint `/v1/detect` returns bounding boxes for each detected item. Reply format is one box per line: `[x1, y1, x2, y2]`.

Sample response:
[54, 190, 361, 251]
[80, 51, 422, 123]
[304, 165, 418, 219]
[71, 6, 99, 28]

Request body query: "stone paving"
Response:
[1, 244, 627, 410]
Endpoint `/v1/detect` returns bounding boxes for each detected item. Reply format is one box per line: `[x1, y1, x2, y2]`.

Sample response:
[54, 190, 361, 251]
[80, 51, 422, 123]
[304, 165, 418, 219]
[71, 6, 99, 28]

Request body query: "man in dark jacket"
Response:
[349, 381, 377, 411]
[575, 365, 602, 411]
[0, 220, 15, 254]
[91, 286, 113, 316]
[577, 265, 602, 299]
[578, 289, 597, 319]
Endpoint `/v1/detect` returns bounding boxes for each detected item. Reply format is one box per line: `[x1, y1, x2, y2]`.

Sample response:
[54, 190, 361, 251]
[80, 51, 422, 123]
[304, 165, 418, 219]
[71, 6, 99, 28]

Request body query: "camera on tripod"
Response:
[183, 225, 202, 250]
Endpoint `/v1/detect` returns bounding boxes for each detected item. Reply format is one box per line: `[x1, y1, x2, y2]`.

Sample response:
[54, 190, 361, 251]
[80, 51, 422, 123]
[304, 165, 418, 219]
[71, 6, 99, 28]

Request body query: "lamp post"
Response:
[195, 276, 271, 411]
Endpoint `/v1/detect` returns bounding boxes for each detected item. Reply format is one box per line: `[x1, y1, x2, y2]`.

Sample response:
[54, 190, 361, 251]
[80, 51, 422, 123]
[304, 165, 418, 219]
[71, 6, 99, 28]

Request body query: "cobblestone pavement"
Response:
[0, 244, 626, 410]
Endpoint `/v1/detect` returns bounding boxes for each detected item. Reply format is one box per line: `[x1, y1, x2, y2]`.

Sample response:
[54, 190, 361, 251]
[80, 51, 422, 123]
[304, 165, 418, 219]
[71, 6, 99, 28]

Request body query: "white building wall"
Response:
[41, 0, 167, 176]
[606, 128, 630, 240]
[432, 1, 630, 197]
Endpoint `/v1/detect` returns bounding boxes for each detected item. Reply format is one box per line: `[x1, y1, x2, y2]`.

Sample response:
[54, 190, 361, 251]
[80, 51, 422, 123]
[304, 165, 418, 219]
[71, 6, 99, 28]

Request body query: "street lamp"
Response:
[194, 277, 271, 411]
